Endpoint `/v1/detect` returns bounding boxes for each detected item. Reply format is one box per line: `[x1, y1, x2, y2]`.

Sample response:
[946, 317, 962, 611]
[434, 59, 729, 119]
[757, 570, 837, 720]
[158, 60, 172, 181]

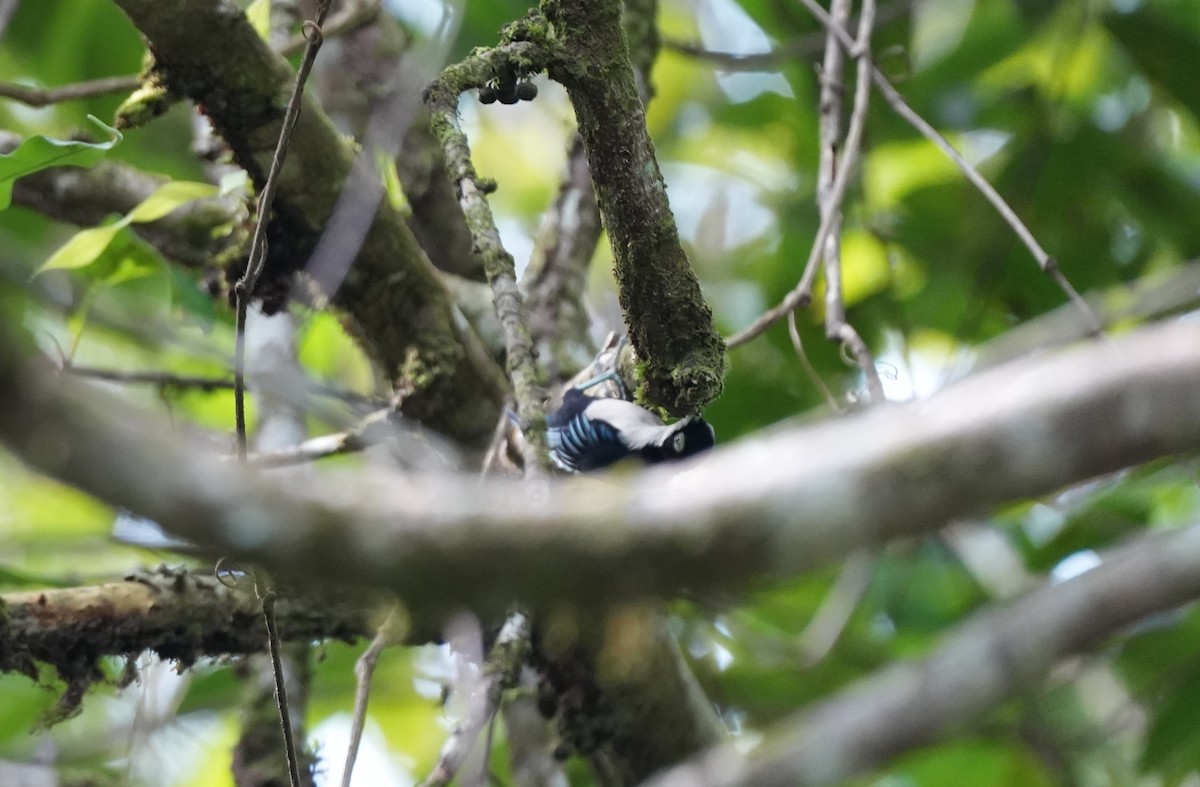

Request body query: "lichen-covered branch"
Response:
[111, 0, 507, 448]
[0, 571, 372, 721]
[543, 0, 724, 415]
[425, 34, 564, 471]
[520, 0, 664, 388]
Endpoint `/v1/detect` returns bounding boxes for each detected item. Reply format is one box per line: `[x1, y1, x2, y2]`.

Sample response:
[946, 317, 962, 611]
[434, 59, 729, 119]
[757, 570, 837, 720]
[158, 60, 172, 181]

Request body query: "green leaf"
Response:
[35, 180, 217, 275]
[36, 220, 130, 274]
[378, 149, 409, 213]
[0, 115, 121, 210]
[246, 0, 271, 41]
[126, 180, 219, 223]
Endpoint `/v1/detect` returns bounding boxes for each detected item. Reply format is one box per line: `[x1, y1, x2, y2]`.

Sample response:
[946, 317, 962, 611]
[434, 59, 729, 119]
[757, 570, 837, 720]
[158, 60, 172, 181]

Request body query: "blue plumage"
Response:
[547, 389, 714, 473]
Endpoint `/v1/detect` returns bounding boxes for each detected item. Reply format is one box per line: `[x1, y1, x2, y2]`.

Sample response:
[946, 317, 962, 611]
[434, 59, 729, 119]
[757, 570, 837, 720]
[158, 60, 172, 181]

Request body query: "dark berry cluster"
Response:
[478, 80, 538, 105]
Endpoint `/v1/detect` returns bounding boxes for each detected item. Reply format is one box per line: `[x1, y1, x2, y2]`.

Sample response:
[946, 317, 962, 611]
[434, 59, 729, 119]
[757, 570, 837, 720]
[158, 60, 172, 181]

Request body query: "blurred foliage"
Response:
[1, 0, 1199, 785]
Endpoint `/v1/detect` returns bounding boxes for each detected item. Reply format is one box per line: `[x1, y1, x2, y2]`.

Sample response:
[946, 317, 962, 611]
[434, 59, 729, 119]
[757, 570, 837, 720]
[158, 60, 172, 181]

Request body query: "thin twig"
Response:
[0, 2, 376, 110]
[63, 365, 236, 392]
[427, 56, 556, 476]
[279, 0, 381, 56]
[817, 0, 885, 402]
[340, 609, 403, 787]
[0, 75, 140, 107]
[797, 549, 874, 665]
[725, 40, 873, 350]
[480, 403, 521, 478]
[868, 73, 1101, 333]
[236, 407, 392, 467]
[786, 311, 839, 411]
[234, 2, 332, 460]
[661, 0, 914, 72]
[419, 612, 532, 787]
[261, 589, 304, 787]
[62, 362, 380, 408]
[797, 0, 1104, 336]
[522, 133, 603, 386]
[728, 0, 1101, 349]
[237, 7, 332, 786]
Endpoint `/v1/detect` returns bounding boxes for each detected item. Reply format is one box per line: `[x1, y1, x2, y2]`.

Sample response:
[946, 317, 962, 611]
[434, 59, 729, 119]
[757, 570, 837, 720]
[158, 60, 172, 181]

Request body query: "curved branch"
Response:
[425, 37, 563, 472]
[644, 522, 1200, 786]
[544, 0, 725, 415]
[0, 319, 1198, 613]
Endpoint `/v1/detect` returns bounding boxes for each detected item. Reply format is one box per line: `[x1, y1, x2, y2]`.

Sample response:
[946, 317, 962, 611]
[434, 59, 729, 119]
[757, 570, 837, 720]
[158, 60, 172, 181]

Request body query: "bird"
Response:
[547, 388, 715, 473]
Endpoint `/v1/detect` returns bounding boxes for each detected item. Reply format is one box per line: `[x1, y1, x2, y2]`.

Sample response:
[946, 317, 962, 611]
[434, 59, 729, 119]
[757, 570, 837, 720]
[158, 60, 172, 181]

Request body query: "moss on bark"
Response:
[113, 0, 507, 447]
[543, 0, 725, 415]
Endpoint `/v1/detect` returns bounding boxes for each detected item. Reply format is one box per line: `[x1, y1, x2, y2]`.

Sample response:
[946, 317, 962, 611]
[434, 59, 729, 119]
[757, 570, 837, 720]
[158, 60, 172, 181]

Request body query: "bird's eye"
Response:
[672, 433, 686, 452]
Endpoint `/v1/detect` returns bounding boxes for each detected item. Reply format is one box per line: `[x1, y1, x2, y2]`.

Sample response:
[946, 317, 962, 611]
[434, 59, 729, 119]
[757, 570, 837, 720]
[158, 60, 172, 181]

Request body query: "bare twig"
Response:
[522, 134, 603, 386]
[797, 549, 874, 665]
[340, 609, 404, 787]
[279, 0, 381, 56]
[0, 75, 140, 107]
[61, 363, 381, 412]
[0, 1, 377, 110]
[731, 0, 884, 401]
[821, 0, 884, 401]
[259, 587, 304, 787]
[63, 365, 236, 392]
[419, 612, 532, 787]
[728, 0, 1101, 349]
[232, 401, 414, 468]
[426, 44, 561, 476]
[969, 261, 1200, 375]
[797, 0, 1103, 337]
[787, 311, 840, 411]
[661, 0, 914, 72]
[725, 24, 874, 350]
[234, 2, 332, 460]
[244, 430, 365, 467]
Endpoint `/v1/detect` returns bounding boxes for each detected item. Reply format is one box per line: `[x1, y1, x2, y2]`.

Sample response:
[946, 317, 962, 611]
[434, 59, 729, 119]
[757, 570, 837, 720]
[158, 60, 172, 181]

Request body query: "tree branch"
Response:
[425, 35, 563, 473]
[543, 0, 725, 415]
[0, 571, 372, 694]
[111, 0, 508, 448]
[644, 522, 1200, 786]
[0, 316, 1198, 612]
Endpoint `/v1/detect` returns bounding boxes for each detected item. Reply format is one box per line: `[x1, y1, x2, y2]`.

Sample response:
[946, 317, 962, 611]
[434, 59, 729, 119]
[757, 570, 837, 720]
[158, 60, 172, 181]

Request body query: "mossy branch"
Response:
[542, 0, 725, 415]
[112, 0, 508, 448]
[424, 32, 564, 471]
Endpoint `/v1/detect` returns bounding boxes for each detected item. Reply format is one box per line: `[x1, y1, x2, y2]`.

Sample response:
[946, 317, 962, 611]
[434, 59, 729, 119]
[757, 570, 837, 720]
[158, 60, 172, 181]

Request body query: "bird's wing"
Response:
[547, 409, 628, 472]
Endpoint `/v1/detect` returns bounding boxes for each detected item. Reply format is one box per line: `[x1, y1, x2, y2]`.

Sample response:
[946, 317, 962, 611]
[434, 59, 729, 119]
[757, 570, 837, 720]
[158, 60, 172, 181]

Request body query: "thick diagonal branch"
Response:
[112, 0, 507, 447]
[0, 320, 1198, 612]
